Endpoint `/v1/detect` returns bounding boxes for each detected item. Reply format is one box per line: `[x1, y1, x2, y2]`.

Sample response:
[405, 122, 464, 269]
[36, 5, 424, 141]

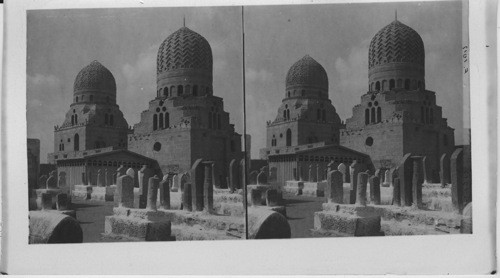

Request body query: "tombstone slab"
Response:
[369, 176, 381, 205]
[440, 153, 451, 186]
[326, 170, 343, 204]
[203, 162, 214, 213]
[159, 176, 170, 210]
[182, 183, 193, 211]
[190, 159, 204, 211]
[398, 153, 413, 206]
[349, 161, 361, 204]
[450, 148, 465, 213]
[356, 172, 369, 206]
[117, 175, 134, 208]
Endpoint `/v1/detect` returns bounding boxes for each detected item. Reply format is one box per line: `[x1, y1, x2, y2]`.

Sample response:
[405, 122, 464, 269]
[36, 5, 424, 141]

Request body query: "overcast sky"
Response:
[27, 1, 465, 162]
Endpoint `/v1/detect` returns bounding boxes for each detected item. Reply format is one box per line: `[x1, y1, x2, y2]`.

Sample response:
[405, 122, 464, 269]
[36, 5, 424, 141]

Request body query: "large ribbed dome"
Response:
[369, 20, 424, 69]
[286, 55, 328, 91]
[73, 60, 116, 94]
[157, 27, 213, 75]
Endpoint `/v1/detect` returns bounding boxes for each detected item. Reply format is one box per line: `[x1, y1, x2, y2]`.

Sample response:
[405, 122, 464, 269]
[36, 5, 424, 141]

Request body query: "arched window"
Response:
[76, 96, 79, 103]
[371, 107, 376, 123]
[90, 95, 94, 102]
[322, 110, 326, 122]
[404, 79, 410, 89]
[389, 79, 395, 90]
[159, 112, 164, 129]
[178, 85, 183, 96]
[185, 85, 191, 95]
[365, 109, 370, 125]
[163, 87, 168, 97]
[170, 86, 176, 95]
[375, 81, 380, 91]
[286, 129, 292, 147]
[74, 114, 78, 124]
[397, 79, 402, 88]
[286, 109, 290, 120]
[74, 134, 79, 151]
[382, 80, 387, 91]
[208, 112, 212, 128]
[110, 115, 114, 126]
[105, 114, 109, 125]
[71, 115, 74, 125]
[193, 85, 198, 96]
[377, 107, 382, 123]
[421, 106, 425, 123]
[165, 113, 169, 128]
[153, 114, 158, 130]
[283, 110, 286, 120]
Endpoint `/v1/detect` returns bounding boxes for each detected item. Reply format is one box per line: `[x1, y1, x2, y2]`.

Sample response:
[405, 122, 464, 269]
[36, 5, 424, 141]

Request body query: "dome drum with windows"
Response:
[73, 60, 117, 105]
[368, 19, 426, 92]
[285, 55, 329, 100]
[156, 27, 214, 99]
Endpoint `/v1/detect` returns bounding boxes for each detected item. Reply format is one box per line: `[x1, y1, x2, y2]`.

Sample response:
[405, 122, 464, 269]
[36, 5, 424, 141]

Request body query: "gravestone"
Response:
[56, 193, 69, 211]
[326, 170, 343, 204]
[338, 163, 349, 183]
[327, 161, 335, 174]
[117, 165, 126, 176]
[440, 153, 451, 187]
[87, 170, 93, 186]
[249, 171, 259, 185]
[138, 165, 153, 208]
[46, 172, 57, 189]
[269, 167, 277, 184]
[229, 159, 239, 191]
[266, 189, 279, 207]
[422, 156, 431, 184]
[105, 169, 112, 186]
[97, 169, 105, 187]
[116, 175, 134, 208]
[298, 164, 304, 181]
[211, 162, 218, 188]
[397, 153, 413, 206]
[250, 188, 262, 207]
[349, 161, 361, 204]
[159, 175, 170, 210]
[179, 173, 188, 192]
[203, 162, 214, 213]
[38, 175, 48, 188]
[147, 175, 160, 211]
[58, 171, 67, 188]
[190, 159, 204, 211]
[411, 157, 423, 209]
[126, 168, 135, 178]
[356, 172, 369, 206]
[81, 173, 87, 185]
[308, 164, 313, 182]
[240, 159, 246, 189]
[450, 148, 465, 213]
[369, 176, 381, 205]
[182, 183, 193, 211]
[315, 164, 320, 182]
[41, 193, 52, 210]
[392, 177, 401, 206]
[257, 170, 267, 185]
[383, 169, 392, 187]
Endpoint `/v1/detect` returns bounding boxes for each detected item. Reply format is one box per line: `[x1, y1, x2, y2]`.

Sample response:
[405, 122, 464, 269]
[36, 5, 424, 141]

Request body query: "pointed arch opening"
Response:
[286, 129, 292, 147]
[377, 107, 382, 123]
[153, 114, 158, 130]
[74, 133, 79, 151]
[365, 109, 370, 125]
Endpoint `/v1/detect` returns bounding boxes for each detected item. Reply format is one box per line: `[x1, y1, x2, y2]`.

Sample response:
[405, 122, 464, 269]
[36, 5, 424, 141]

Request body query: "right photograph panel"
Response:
[244, 1, 471, 239]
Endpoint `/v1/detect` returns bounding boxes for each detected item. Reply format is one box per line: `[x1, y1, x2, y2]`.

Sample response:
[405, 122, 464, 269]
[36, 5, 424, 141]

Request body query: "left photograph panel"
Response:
[26, 7, 247, 243]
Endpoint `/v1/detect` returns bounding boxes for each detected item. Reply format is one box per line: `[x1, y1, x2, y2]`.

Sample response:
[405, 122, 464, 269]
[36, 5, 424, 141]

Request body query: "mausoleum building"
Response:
[340, 19, 455, 181]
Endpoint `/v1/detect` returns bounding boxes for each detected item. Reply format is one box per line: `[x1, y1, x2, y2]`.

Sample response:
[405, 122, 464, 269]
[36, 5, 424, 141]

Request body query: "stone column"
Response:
[422, 156, 431, 184]
[203, 162, 214, 213]
[349, 161, 361, 204]
[440, 153, 450, 187]
[229, 159, 238, 191]
[369, 175, 381, 205]
[211, 162, 218, 188]
[182, 183, 192, 211]
[146, 176, 160, 211]
[190, 159, 204, 211]
[450, 148, 464, 213]
[412, 157, 423, 209]
[356, 172, 368, 206]
[159, 175, 170, 210]
[327, 170, 343, 204]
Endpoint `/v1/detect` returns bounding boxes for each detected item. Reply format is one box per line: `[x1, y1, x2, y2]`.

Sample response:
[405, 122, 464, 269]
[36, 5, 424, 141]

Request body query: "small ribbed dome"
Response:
[286, 55, 328, 91]
[73, 60, 116, 94]
[369, 20, 424, 69]
[157, 27, 213, 75]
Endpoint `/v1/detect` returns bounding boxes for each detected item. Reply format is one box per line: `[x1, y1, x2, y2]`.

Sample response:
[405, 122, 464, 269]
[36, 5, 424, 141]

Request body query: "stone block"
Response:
[147, 176, 160, 211]
[117, 175, 134, 208]
[265, 189, 279, 207]
[326, 170, 343, 203]
[313, 211, 381, 236]
[159, 176, 170, 210]
[56, 193, 69, 211]
[104, 215, 172, 241]
[29, 211, 83, 243]
[247, 207, 291, 239]
[369, 175, 381, 205]
[356, 172, 369, 206]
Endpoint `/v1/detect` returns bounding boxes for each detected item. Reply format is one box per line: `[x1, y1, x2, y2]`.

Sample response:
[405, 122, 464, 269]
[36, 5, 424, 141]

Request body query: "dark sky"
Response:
[27, 1, 465, 161]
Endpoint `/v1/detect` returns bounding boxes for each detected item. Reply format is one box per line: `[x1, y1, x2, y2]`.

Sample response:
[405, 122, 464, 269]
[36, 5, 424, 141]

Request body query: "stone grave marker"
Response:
[450, 148, 465, 213]
[356, 172, 369, 206]
[338, 163, 349, 183]
[56, 193, 69, 211]
[147, 175, 160, 211]
[266, 189, 279, 207]
[257, 170, 267, 185]
[46, 172, 57, 189]
[369, 175, 381, 205]
[190, 159, 204, 211]
[229, 159, 239, 191]
[440, 153, 451, 186]
[349, 160, 361, 204]
[326, 170, 343, 204]
[182, 183, 192, 211]
[159, 175, 170, 210]
[203, 162, 214, 213]
[41, 193, 52, 210]
[117, 175, 134, 208]
[411, 157, 423, 209]
[397, 153, 413, 206]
